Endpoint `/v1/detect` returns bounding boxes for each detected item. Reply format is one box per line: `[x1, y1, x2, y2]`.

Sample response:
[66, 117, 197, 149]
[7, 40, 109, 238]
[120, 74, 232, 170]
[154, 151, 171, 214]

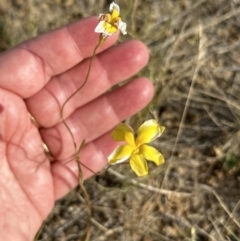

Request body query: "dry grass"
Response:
[1, 0, 240, 240]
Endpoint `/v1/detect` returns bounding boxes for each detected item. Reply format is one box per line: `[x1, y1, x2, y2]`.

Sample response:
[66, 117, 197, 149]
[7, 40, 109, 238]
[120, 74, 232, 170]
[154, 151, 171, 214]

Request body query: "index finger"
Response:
[0, 17, 119, 98]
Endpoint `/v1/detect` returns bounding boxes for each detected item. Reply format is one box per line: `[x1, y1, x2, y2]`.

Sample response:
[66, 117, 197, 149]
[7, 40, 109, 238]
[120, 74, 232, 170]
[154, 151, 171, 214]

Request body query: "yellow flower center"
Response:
[132, 147, 140, 155]
[99, 10, 122, 35]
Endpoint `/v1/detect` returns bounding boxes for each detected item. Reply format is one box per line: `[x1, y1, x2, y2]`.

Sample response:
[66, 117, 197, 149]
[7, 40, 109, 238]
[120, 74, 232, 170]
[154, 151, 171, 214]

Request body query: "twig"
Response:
[107, 168, 191, 198]
[77, 193, 109, 232]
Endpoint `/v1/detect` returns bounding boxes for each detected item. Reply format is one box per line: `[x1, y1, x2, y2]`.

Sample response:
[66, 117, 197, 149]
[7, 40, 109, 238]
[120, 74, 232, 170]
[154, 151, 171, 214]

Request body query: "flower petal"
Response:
[129, 154, 148, 176]
[94, 21, 106, 33]
[111, 123, 135, 146]
[94, 21, 117, 36]
[117, 20, 127, 35]
[109, 2, 120, 15]
[108, 144, 134, 165]
[136, 119, 165, 146]
[139, 144, 165, 166]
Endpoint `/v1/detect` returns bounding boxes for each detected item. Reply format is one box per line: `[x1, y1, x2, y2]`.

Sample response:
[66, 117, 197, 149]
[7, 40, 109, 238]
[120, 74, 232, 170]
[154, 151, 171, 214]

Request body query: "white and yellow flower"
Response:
[108, 119, 165, 176]
[95, 2, 127, 39]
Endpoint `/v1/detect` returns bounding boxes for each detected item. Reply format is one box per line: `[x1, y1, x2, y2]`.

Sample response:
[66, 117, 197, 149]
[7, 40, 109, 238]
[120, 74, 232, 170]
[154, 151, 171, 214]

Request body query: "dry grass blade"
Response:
[107, 169, 192, 198]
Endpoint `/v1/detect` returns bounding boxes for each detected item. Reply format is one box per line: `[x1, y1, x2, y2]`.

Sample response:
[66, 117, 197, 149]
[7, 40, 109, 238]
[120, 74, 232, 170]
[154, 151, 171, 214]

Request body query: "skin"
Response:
[0, 17, 153, 241]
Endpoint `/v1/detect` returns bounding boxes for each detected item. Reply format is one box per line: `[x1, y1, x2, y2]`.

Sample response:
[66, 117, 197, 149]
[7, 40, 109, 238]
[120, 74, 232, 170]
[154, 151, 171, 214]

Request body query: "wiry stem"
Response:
[60, 40, 102, 156]
[59, 40, 102, 241]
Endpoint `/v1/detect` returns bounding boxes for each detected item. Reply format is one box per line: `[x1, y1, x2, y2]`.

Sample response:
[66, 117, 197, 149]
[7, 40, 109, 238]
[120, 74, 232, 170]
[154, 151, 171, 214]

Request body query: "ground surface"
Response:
[1, 0, 240, 240]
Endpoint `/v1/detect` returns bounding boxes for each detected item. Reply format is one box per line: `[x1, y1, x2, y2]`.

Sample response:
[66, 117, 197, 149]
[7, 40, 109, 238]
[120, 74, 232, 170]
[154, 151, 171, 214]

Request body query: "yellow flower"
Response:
[108, 119, 165, 176]
[95, 2, 127, 39]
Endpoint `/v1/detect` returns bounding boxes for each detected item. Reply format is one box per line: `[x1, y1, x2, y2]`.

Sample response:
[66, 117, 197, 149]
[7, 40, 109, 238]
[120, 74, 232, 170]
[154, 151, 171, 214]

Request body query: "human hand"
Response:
[0, 17, 153, 241]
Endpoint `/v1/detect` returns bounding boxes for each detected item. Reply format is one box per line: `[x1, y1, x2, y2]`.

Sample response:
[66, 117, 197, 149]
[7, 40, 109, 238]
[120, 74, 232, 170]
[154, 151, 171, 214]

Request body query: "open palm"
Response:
[0, 17, 153, 241]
